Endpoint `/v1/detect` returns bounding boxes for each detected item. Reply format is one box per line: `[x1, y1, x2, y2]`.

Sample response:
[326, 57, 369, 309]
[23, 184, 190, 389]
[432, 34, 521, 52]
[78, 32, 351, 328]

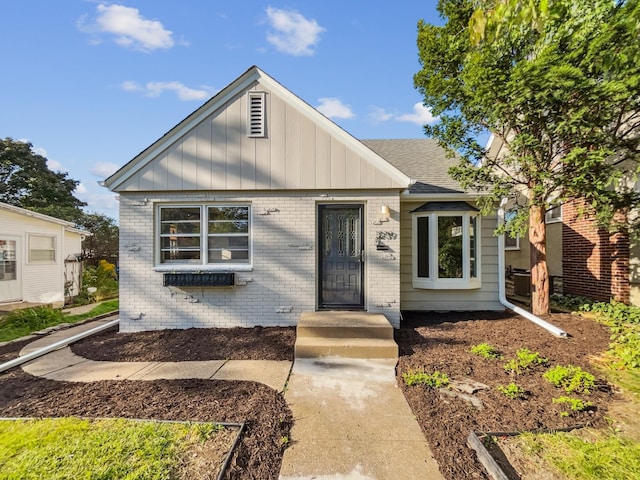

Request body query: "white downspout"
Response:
[497, 199, 568, 338]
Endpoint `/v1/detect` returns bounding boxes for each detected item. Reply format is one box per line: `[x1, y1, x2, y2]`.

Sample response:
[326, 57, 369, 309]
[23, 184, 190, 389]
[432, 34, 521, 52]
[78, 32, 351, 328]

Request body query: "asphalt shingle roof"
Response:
[361, 139, 466, 194]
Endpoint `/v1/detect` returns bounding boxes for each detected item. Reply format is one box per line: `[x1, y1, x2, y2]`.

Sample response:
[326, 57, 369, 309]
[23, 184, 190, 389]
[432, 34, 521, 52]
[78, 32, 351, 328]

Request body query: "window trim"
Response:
[545, 203, 562, 224]
[504, 234, 520, 251]
[155, 203, 252, 271]
[411, 210, 481, 290]
[28, 234, 56, 264]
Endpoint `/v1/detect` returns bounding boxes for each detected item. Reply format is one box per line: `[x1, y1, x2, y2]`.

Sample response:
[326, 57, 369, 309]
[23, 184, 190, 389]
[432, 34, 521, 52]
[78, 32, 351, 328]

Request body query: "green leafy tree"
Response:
[415, 0, 640, 314]
[76, 213, 119, 268]
[0, 138, 86, 220]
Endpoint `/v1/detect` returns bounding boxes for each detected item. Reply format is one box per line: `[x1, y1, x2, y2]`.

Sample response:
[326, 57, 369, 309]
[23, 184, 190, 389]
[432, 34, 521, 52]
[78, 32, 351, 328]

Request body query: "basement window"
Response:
[247, 92, 266, 137]
[411, 202, 481, 289]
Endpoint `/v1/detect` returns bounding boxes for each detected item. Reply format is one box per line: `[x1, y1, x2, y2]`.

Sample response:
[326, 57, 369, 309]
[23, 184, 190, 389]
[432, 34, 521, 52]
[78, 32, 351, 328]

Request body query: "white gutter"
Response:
[497, 200, 568, 338]
[0, 319, 120, 374]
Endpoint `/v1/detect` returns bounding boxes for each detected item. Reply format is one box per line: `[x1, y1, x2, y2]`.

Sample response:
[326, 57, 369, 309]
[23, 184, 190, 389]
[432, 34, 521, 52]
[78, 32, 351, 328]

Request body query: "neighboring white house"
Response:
[0, 202, 89, 307]
[104, 66, 503, 332]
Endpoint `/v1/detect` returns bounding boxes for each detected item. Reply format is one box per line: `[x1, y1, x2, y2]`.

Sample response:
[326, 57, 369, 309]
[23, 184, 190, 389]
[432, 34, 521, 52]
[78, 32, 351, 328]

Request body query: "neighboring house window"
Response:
[411, 202, 481, 289]
[546, 203, 562, 223]
[504, 210, 520, 250]
[247, 92, 266, 137]
[29, 235, 56, 263]
[159, 205, 251, 267]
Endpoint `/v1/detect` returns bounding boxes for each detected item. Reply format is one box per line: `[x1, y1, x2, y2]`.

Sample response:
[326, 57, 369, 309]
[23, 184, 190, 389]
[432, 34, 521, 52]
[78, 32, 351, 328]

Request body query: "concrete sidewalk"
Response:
[279, 357, 444, 480]
[19, 319, 292, 391]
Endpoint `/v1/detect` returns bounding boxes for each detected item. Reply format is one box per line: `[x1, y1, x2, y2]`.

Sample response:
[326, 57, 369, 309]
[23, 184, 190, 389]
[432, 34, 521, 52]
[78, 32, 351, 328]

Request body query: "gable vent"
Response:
[247, 92, 266, 137]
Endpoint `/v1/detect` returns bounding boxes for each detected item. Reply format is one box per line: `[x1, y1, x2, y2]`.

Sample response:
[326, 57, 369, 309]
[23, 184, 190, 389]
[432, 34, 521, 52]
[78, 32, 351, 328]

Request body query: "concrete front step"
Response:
[295, 312, 398, 360]
[295, 337, 398, 359]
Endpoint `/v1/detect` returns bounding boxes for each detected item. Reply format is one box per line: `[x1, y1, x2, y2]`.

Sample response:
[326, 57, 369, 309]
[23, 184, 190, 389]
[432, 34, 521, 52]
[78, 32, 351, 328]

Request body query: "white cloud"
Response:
[396, 102, 438, 125]
[78, 4, 175, 52]
[121, 81, 215, 101]
[368, 107, 394, 123]
[90, 162, 120, 178]
[265, 7, 325, 56]
[316, 98, 354, 119]
[25, 143, 62, 171]
[75, 183, 87, 195]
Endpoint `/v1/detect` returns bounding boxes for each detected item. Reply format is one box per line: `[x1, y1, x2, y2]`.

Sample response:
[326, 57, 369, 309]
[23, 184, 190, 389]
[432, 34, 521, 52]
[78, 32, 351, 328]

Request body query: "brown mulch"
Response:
[0, 310, 619, 479]
[0, 327, 295, 480]
[396, 311, 616, 480]
[71, 326, 296, 362]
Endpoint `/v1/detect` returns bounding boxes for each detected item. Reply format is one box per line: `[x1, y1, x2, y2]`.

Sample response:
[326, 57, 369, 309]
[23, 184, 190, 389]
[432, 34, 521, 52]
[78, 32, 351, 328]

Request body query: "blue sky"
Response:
[0, 1, 443, 221]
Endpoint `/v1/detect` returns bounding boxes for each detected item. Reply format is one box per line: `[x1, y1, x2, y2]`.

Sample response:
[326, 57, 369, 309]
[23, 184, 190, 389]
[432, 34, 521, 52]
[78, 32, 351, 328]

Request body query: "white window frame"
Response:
[504, 210, 520, 250]
[28, 234, 56, 264]
[545, 203, 562, 223]
[412, 211, 481, 289]
[155, 204, 252, 272]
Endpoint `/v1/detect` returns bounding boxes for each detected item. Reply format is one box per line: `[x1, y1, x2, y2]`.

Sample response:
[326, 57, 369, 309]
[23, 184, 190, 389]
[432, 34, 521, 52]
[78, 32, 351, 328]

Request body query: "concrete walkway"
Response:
[279, 357, 444, 480]
[17, 319, 444, 480]
[19, 319, 292, 391]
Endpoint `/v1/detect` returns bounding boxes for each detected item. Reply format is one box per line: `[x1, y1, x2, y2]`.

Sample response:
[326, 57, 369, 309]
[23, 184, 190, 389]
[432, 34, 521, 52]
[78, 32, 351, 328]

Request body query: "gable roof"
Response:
[0, 202, 90, 236]
[362, 139, 468, 195]
[104, 66, 412, 193]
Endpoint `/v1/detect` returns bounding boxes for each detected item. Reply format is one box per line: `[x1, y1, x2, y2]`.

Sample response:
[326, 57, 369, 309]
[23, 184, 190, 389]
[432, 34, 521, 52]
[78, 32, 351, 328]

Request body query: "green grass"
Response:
[0, 417, 224, 480]
[520, 430, 640, 480]
[0, 300, 118, 342]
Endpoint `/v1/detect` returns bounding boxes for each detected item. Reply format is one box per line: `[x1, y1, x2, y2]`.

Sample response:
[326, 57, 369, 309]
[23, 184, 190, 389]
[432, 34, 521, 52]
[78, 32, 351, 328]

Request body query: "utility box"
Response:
[513, 273, 531, 297]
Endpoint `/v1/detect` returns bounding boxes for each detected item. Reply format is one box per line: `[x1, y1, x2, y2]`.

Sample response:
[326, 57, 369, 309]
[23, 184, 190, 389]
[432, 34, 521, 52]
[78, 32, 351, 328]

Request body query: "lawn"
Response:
[0, 417, 236, 480]
[0, 300, 118, 342]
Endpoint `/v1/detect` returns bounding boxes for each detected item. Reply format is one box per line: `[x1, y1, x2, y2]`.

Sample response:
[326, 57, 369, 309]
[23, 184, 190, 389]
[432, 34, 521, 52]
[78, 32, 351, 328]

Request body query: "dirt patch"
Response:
[396, 311, 617, 480]
[71, 326, 296, 361]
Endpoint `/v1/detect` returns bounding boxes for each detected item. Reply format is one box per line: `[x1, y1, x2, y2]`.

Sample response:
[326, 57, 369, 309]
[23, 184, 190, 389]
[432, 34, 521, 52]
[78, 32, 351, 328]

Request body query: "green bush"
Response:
[552, 396, 593, 417]
[403, 369, 450, 388]
[497, 383, 526, 399]
[544, 365, 596, 394]
[470, 343, 502, 359]
[504, 348, 548, 374]
[82, 259, 118, 302]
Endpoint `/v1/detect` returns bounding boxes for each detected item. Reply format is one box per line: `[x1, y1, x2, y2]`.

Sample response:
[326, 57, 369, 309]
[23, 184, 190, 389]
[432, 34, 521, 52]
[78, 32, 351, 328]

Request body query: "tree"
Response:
[0, 138, 86, 220]
[415, 0, 640, 314]
[76, 213, 119, 268]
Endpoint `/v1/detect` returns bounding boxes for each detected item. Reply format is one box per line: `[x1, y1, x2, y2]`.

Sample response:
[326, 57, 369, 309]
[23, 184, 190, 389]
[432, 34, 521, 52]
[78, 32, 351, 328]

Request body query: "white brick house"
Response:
[104, 66, 502, 332]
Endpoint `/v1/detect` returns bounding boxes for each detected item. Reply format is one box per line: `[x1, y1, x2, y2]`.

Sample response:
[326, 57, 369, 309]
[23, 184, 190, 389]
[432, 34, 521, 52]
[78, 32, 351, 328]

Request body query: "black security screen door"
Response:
[318, 204, 364, 309]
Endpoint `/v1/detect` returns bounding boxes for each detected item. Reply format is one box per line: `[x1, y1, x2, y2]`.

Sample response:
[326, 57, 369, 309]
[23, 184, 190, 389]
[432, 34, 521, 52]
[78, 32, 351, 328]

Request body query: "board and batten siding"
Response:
[118, 84, 399, 192]
[399, 201, 503, 311]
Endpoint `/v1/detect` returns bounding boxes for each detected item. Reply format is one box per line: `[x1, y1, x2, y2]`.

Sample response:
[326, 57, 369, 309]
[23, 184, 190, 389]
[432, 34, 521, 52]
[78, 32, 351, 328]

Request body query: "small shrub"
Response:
[82, 259, 118, 302]
[0, 307, 67, 341]
[470, 343, 502, 359]
[403, 369, 450, 388]
[504, 348, 548, 374]
[552, 396, 593, 417]
[544, 365, 596, 394]
[497, 383, 526, 399]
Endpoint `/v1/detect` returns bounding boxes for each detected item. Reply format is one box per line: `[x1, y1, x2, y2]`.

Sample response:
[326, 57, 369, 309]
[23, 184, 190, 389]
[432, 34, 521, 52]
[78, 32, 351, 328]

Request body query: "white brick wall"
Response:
[118, 190, 401, 332]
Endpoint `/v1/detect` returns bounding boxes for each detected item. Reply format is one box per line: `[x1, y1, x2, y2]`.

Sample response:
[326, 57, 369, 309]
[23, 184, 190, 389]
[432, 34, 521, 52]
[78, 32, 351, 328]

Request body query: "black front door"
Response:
[318, 204, 364, 309]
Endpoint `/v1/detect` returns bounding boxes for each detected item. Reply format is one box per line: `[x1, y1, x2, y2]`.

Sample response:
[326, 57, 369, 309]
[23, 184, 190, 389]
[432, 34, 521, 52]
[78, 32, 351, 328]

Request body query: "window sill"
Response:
[412, 278, 482, 290]
[153, 265, 253, 273]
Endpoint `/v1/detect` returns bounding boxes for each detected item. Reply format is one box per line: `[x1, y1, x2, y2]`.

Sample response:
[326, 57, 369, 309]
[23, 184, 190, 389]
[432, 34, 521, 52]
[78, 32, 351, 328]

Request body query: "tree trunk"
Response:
[529, 204, 549, 315]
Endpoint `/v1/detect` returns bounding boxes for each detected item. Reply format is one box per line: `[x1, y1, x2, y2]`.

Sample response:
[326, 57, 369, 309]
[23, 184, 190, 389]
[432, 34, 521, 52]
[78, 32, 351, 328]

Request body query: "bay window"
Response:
[158, 204, 251, 268]
[412, 202, 480, 289]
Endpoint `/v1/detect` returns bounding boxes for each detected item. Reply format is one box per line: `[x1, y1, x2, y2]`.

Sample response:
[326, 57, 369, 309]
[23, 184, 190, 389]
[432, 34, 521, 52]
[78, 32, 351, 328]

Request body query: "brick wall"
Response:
[562, 198, 630, 303]
[118, 190, 401, 332]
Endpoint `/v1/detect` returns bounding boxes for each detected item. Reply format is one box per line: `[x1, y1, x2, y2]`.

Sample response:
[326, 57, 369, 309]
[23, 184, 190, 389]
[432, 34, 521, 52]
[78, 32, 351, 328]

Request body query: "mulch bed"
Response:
[71, 326, 296, 362]
[0, 327, 295, 480]
[396, 311, 617, 480]
[0, 311, 618, 479]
